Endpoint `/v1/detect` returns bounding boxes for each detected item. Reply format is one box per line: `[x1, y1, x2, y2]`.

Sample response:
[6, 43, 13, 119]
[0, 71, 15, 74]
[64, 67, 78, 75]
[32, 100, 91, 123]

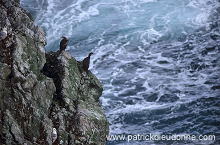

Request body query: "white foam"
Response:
[100, 97, 111, 107]
[108, 102, 170, 115]
[138, 0, 156, 3]
[140, 28, 163, 45]
[193, 12, 210, 27]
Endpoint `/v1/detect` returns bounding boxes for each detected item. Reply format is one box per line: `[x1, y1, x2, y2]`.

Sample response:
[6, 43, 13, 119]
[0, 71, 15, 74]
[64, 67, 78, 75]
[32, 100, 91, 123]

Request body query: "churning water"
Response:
[21, 0, 220, 144]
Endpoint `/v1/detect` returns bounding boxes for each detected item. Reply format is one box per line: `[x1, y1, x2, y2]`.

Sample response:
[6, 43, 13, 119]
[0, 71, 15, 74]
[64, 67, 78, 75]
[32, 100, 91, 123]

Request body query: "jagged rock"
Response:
[0, 62, 11, 80]
[0, 0, 109, 145]
[41, 51, 108, 144]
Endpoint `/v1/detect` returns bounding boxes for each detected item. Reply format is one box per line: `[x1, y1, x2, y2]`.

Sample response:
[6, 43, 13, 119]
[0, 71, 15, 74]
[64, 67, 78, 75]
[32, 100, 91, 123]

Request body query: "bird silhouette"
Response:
[60, 36, 68, 51]
[82, 52, 94, 72]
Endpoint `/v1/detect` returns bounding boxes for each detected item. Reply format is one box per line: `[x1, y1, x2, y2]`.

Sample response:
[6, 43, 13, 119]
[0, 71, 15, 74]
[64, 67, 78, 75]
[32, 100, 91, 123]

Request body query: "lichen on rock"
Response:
[0, 0, 109, 144]
[41, 51, 109, 144]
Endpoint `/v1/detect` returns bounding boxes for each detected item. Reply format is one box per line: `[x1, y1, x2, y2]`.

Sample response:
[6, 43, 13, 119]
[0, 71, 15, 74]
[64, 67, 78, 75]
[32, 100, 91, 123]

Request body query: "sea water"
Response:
[21, 0, 220, 144]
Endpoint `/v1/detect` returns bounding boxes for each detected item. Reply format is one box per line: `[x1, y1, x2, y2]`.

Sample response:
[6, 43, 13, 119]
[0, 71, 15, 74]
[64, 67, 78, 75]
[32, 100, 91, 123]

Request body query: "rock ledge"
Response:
[0, 0, 109, 144]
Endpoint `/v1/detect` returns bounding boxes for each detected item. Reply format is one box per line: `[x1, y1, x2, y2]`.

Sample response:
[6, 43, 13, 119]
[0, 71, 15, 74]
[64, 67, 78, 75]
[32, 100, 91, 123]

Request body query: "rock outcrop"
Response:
[0, 0, 109, 144]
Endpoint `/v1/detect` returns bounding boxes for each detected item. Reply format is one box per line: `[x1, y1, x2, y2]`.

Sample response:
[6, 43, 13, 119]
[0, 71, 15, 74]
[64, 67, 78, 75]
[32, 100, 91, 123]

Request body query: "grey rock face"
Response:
[0, 0, 109, 145]
[41, 51, 108, 144]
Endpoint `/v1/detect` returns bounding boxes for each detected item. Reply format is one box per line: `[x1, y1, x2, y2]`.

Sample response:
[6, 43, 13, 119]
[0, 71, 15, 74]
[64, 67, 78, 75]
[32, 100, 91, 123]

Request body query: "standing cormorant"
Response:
[60, 36, 68, 51]
[82, 52, 94, 72]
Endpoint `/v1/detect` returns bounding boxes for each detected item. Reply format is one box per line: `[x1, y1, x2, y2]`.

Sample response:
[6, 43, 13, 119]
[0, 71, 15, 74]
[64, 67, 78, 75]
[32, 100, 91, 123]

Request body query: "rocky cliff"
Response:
[0, 0, 109, 144]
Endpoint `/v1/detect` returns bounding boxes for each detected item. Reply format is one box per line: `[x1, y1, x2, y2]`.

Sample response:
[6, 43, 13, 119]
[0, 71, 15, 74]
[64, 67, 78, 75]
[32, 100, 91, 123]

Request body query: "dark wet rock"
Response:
[158, 94, 179, 103]
[0, 1, 109, 144]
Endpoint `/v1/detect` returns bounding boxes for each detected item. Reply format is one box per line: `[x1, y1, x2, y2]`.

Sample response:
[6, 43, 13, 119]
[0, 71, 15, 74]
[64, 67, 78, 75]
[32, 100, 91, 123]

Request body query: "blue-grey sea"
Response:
[21, 0, 220, 144]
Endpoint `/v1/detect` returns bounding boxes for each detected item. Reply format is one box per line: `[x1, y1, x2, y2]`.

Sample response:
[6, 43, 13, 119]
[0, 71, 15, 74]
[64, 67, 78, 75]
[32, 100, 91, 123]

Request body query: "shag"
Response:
[60, 36, 68, 51]
[82, 52, 94, 72]
[0, 27, 7, 41]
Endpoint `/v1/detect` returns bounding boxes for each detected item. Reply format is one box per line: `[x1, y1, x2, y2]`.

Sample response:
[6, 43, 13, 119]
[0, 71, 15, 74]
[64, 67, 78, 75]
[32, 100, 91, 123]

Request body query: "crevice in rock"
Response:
[9, 124, 19, 144]
[40, 51, 67, 142]
[41, 51, 65, 105]
[0, 110, 5, 144]
[6, 42, 16, 99]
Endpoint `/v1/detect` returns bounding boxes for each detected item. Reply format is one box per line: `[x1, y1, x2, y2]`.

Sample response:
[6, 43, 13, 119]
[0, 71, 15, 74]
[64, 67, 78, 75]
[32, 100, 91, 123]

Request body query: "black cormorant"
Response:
[83, 52, 94, 72]
[60, 36, 68, 51]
